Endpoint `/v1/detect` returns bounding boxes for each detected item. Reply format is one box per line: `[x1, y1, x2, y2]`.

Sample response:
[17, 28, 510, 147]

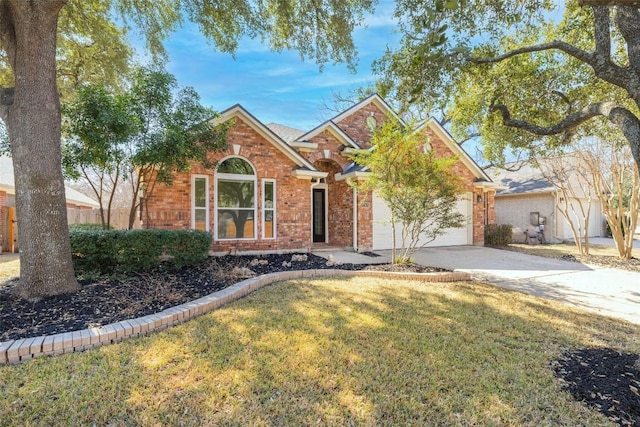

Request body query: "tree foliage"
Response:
[0, 0, 373, 299]
[350, 118, 464, 263]
[63, 84, 138, 229]
[63, 67, 229, 230]
[374, 1, 640, 173]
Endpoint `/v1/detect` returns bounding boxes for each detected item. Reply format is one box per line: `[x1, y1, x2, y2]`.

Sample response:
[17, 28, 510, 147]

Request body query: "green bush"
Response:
[484, 224, 513, 247]
[70, 229, 212, 274]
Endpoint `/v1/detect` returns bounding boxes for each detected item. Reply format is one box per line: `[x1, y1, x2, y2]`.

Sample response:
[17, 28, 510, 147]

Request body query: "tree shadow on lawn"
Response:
[0, 277, 637, 426]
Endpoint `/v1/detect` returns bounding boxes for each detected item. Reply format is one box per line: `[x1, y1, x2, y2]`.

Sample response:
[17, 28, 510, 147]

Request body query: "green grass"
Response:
[0, 254, 19, 284]
[508, 242, 640, 259]
[1, 276, 637, 426]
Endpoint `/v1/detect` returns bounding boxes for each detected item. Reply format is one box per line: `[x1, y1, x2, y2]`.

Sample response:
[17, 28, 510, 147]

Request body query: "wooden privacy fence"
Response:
[1, 206, 17, 253]
[67, 207, 140, 230]
[1, 207, 142, 254]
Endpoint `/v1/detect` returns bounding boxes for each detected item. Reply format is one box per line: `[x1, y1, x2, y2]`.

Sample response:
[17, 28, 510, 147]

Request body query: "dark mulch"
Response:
[0, 253, 440, 342]
[554, 348, 640, 426]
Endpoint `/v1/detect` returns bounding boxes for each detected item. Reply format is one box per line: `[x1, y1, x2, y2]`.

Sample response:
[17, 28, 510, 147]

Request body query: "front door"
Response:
[312, 188, 326, 243]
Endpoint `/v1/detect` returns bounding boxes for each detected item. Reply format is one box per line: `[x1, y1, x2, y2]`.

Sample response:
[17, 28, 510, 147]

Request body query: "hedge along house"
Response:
[144, 95, 498, 254]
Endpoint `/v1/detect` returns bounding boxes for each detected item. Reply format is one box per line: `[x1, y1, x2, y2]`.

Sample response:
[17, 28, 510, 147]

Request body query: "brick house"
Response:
[145, 95, 498, 254]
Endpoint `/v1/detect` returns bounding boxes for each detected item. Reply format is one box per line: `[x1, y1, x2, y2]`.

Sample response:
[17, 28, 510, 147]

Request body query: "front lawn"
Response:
[1, 276, 637, 426]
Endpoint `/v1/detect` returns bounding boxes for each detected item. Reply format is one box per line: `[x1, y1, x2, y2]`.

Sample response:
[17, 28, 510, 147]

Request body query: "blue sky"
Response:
[151, 1, 399, 131]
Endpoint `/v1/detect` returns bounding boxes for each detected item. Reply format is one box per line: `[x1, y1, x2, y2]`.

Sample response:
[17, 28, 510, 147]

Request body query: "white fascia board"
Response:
[296, 121, 360, 149]
[215, 105, 318, 171]
[292, 169, 328, 180]
[288, 141, 318, 152]
[331, 94, 405, 127]
[417, 118, 492, 182]
[335, 171, 371, 181]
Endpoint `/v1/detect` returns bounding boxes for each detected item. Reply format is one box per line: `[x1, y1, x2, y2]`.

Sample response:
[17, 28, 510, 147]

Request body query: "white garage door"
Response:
[372, 192, 473, 250]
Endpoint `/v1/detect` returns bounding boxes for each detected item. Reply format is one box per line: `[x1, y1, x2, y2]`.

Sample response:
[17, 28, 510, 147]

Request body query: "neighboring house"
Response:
[0, 155, 99, 252]
[488, 160, 605, 243]
[145, 95, 498, 254]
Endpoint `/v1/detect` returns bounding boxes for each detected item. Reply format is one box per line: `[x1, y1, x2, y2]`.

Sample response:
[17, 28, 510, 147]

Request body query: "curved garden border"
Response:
[0, 269, 470, 364]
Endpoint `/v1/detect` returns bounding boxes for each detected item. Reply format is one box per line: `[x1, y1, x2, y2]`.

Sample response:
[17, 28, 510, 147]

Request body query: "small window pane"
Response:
[194, 209, 207, 231]
[264, 182, 274, 208]
[217, 158, 254, 175]
[218, 209, 255, 239]
[264, 211, 274, 238]
[194, 178, 206, 208]
[218, 180, 254, 208]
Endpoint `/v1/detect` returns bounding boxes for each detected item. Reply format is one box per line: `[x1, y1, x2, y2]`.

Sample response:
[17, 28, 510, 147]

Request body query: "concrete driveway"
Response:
[377, 246, 640, 326]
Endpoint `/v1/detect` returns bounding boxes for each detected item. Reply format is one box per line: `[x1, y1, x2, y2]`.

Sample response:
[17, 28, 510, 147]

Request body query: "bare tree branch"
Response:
[489, 99, 621, 135]
[592, 6, 612, 63]
[456, 132, 480, 146]
[468, 40, 629, 88]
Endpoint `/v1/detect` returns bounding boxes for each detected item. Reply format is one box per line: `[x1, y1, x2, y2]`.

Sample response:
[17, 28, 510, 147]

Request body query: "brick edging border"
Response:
[0, 269, 470, 364]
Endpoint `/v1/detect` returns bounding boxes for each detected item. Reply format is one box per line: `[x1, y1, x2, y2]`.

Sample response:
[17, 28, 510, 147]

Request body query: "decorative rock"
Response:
[231, 267, 255, 278]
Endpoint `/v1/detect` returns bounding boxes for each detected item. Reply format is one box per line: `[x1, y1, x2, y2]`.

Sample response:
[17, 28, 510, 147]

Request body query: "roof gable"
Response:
[216, 105, 318, 170]
[330, 94, 404, 126]
[295, 120, 360, 149]
[415, 118, 491, 182]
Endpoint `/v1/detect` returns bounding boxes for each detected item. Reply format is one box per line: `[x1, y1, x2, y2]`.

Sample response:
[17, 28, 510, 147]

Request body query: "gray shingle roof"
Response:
[265, 123, 306, 143]
[486, 162, 554, 196]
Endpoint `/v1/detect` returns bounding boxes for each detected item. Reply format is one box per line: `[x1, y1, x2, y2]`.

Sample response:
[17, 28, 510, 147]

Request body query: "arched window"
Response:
[215, 157, 256, 240]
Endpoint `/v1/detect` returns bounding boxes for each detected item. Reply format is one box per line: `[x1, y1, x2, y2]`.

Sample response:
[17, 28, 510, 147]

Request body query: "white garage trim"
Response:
[372, 192, 473, 250]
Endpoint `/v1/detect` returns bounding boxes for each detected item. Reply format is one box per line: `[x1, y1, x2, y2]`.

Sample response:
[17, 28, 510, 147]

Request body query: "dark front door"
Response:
[313, 188, 326, 243]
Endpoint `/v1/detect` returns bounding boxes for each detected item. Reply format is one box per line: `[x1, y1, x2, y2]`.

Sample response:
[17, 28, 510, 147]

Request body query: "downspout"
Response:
[353, 185, 358, 252]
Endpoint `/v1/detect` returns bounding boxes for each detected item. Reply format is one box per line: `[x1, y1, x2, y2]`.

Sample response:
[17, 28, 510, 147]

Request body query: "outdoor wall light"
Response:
[476, 194, 483, 203]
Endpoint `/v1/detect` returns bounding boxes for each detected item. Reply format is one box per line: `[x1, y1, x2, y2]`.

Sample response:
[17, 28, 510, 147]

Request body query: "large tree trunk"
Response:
[0, 1, 79, 300]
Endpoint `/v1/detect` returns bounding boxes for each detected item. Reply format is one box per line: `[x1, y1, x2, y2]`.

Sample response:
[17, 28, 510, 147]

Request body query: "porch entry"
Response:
[312, 188, 326, 243]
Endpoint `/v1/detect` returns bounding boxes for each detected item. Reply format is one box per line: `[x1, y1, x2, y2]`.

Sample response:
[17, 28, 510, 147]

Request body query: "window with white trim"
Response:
[192, 175, 209, 231]
[263, 179, 276, 239]
[216, 157, 256, 239]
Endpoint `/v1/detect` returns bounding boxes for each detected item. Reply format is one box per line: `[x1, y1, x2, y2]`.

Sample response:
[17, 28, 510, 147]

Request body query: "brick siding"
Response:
[425, 128, 493, 245]
[146, 116, 313, 252]
[144, 100, 494, 252]
[334, 103, 387, 149]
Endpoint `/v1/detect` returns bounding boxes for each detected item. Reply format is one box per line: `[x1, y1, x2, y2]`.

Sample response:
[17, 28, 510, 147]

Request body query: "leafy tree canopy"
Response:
[0, 0, 375, 299]
[374, 1, 640, 169]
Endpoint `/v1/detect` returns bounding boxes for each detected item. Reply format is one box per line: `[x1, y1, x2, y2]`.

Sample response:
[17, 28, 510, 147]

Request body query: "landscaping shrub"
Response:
[484, 224, 513, 247]
[70, 229, 212, 274]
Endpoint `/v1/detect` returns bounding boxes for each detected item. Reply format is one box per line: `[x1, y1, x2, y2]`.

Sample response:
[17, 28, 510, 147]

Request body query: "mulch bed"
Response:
[554, 348, 640, 426]
[0, 253, 440, 342]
